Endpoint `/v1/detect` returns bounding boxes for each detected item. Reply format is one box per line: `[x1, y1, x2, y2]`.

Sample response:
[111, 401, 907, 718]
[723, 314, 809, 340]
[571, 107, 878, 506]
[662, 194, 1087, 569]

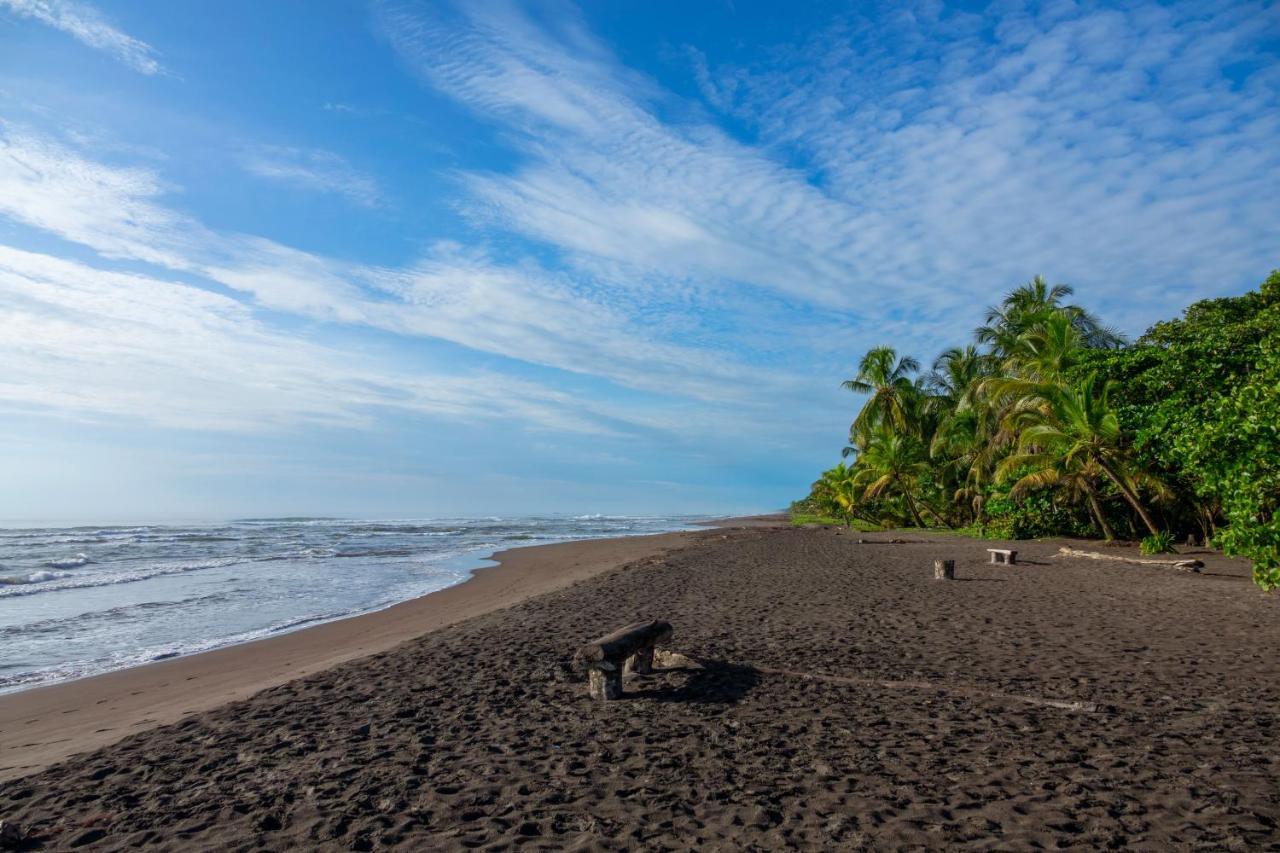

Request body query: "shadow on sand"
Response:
[628, 660, 762, 705]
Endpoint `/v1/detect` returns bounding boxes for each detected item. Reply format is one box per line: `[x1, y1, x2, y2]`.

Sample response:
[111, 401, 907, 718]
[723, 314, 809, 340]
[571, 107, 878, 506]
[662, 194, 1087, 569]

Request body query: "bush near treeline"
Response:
[797, 271, 1280, 591]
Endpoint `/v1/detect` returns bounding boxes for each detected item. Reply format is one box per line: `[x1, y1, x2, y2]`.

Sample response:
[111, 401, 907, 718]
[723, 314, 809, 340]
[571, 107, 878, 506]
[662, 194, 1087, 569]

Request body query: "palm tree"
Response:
[927, 345, 992, 406]
[997, 373, 1161, 537]
[926, 346, 997, 524]
[1002, 312, 1084, 382]
[842, 346, 920, 434]
[812, 463, 858, 526]
[851, 425, 939, 528]
[977, 275, 1124, 355]
[999, 453, 1117, 541]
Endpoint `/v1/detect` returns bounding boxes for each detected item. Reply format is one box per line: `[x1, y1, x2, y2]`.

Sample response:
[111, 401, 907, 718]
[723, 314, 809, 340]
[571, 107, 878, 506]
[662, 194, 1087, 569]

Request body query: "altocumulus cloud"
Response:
[378, 0, 1279, 343]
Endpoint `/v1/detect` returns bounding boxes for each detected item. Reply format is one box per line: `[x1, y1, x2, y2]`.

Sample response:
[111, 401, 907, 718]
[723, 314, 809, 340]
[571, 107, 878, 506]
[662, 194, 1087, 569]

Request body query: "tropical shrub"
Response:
[1139, 531, 1176, 555]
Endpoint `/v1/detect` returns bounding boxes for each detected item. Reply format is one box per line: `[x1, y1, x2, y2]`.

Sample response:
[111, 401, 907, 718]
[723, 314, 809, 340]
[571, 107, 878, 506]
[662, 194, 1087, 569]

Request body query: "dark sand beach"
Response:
[2, 523, 1278, 849]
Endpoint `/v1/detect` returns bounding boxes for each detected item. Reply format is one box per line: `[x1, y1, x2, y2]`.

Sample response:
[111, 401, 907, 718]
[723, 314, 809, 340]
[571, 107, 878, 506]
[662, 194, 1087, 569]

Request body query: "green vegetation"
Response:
[798, 271, 1280, 591]
[1140, 532, 1177, 555]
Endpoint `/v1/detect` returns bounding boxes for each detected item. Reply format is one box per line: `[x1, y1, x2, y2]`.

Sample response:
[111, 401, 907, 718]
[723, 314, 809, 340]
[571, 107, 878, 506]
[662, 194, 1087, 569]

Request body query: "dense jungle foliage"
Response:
[795, 271, 1280, 590]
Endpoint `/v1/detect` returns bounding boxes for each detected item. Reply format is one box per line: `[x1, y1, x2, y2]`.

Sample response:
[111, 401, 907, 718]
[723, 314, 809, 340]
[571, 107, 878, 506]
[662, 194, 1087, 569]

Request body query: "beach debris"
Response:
[933, 559, 955, 580]
[573, 620, 673, 700]
[0, 819, 22, 850]
[1057, 546, 1203, 572]
[987, 548, 1018, 565]
[653, 649, 702, 670]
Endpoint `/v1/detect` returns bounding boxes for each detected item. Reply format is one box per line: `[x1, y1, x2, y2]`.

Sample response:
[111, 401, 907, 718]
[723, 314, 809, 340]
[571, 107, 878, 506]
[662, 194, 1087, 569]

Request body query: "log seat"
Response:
[987, 548, 1018, 565]
[573, 620, 673, 700]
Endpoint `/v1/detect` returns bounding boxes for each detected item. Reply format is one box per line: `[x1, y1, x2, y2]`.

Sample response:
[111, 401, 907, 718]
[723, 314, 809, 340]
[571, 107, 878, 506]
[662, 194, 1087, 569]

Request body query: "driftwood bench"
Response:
[573, 620, 673, 700]
[987, 548, 1017, 565]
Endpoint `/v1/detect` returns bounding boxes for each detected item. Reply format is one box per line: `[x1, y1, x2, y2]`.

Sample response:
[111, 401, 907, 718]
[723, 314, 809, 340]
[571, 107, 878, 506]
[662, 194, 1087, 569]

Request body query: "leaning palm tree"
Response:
[842, 346, 920, 434]
[997, 373, 1162, 537]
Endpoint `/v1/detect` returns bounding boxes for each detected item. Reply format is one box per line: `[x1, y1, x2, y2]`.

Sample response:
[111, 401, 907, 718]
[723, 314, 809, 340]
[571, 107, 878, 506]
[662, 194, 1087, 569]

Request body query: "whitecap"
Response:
[0, 569, 74, 585]
[45, 553, 90, 569]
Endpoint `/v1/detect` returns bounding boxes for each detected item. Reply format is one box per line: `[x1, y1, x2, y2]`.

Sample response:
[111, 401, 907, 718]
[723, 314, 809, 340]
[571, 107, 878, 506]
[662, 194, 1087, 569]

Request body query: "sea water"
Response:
[0, 515, 701, 694]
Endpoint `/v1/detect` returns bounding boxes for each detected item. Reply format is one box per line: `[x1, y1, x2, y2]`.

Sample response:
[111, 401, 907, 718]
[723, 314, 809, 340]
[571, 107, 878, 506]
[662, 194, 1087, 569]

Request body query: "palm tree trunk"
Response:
[1083, 482, 1115, 541]
[920, 500, 952, 529]
[902, 490, 926, 528]
[1093, 457, 1159, 537]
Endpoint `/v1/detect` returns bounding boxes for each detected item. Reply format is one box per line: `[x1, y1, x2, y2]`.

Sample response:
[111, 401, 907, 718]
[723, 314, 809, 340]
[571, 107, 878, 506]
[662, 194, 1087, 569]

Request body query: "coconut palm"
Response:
[927, 345, 993, 406]
[851, 425, 939, 528]
[842, 346, 921, 434]
[977, 275, 1124, 355]
[811, 462, 881, 527]
[997, 373, 1162, 537]
[1003, 312, 1084, 381]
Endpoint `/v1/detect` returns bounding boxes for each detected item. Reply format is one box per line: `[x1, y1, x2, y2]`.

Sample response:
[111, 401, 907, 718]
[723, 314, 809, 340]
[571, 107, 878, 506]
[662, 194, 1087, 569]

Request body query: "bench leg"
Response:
[630, 646, 654, 675]
[587, 664, 623, 700]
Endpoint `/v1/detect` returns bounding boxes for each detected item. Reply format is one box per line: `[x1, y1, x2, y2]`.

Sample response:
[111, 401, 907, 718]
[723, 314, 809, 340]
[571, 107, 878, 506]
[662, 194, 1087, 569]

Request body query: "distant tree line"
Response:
[795, 271, 1280, 591]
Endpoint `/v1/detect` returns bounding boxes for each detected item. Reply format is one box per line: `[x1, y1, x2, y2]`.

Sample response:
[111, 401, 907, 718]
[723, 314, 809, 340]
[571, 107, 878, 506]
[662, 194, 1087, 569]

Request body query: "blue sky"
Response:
[0, 0, 1276, 521]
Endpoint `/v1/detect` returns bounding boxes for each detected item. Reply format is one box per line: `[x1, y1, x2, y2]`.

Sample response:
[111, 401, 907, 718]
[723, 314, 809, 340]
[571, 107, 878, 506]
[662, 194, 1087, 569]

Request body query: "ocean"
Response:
[0, 515, 702, 694]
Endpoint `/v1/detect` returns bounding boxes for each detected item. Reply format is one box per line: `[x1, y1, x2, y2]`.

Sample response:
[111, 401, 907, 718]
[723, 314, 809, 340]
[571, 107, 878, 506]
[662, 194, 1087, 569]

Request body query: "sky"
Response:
[0, 0, 1276, 522]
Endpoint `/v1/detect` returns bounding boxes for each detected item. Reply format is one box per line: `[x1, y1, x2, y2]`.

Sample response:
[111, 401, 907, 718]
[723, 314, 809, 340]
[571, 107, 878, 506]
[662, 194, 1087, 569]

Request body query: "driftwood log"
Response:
[1057, 546, 1203, 572]
[933, 559, 955, 580]
[573, 620, 673, 700]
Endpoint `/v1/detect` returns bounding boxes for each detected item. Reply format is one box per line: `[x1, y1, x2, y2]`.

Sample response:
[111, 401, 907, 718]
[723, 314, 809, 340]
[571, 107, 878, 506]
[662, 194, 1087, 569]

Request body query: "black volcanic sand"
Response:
[2, 527, 1278, 850]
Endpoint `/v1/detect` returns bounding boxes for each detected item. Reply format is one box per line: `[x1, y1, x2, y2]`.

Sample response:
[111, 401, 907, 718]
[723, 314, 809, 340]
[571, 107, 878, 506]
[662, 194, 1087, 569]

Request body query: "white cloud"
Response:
[0, 245, 618, 434]
[0, 124, 797, 407]
[376, 0, 1280, 346]
[0, 126, 196, 268]
[0, 0, 164, 74]
[239, 146, 380, 207]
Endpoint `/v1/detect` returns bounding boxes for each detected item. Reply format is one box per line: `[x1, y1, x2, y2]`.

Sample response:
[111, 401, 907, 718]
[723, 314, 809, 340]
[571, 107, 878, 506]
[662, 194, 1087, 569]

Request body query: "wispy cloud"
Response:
[0, 245, 618, 434]
[0, 125, 796, 423]
[376, 0, 1280, 346]
[0, 0, 164, 75]
[239, 146, 380, 207]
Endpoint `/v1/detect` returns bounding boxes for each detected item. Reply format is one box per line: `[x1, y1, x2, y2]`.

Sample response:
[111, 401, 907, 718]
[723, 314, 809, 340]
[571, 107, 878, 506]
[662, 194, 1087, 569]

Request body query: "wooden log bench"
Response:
[573, 620, 673, 700]
[987, 548, 1017, 565]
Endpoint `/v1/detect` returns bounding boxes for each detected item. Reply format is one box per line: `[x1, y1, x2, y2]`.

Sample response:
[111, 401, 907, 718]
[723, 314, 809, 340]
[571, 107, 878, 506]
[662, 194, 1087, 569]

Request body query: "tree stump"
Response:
[934, 559, 955, 580]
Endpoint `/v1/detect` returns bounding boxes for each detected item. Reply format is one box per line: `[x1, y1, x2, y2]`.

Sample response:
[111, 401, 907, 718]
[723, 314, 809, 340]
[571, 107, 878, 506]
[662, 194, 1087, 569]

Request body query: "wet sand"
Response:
[1, 525, 1278, 849]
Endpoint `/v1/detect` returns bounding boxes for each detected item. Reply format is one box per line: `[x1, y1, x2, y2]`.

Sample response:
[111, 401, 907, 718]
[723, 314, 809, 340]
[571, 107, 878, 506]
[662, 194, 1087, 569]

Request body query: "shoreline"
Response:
[0, 517, 779, 781]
